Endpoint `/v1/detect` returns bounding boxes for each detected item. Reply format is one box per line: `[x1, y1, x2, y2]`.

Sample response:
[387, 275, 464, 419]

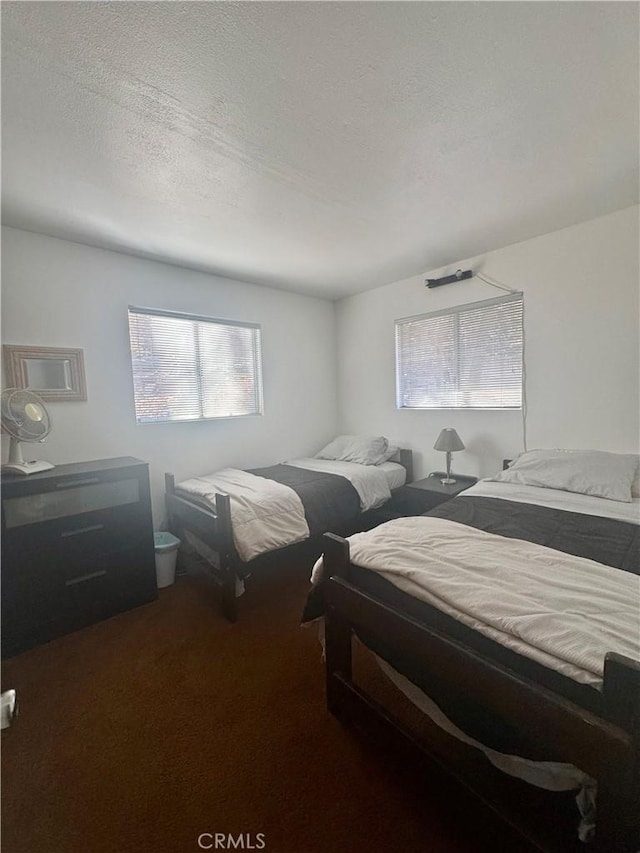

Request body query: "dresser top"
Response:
[1, 456, 148, 486]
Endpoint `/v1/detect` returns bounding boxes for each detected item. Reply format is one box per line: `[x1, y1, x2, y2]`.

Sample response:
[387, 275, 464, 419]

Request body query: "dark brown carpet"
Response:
[2, 558, 527, 853]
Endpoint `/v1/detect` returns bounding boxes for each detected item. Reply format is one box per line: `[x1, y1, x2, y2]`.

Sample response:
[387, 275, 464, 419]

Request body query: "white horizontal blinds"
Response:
[396, 294, 523, 409]
[396, 313, 457, 408]
[129, 312, 200, 422]
[457, 297, 523, 407]
[198, 321, 262, 419]
[128, 308, 262, 423]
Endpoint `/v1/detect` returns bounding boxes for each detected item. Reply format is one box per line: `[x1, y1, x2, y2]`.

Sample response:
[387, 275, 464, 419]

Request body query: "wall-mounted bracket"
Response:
[426, 269, 473, 289]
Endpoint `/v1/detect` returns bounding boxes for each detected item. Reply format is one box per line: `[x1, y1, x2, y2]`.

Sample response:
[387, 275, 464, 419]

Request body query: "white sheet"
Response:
[286, 457, 393, 511]
[373, 653, 597, 841]
[311, 516, 640, 687]
[463, 480, 640, 525]
[377, 460, 407, 490]
[177, 468, 309, 562]
[374, 653, 589, 791]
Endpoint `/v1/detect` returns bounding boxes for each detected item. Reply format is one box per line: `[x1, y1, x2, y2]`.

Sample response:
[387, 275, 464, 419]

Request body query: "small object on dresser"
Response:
[1, 388, 54, 475]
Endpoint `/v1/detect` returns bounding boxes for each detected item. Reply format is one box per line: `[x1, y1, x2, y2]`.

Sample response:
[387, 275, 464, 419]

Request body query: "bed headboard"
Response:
[399, 448, 414, 484]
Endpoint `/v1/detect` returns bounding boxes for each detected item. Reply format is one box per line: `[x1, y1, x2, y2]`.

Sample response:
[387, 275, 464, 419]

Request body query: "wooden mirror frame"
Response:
[3, 345, 87, 401]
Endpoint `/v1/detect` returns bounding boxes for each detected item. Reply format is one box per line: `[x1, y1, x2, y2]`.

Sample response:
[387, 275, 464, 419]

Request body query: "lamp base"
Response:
[440, 477, 457, 485]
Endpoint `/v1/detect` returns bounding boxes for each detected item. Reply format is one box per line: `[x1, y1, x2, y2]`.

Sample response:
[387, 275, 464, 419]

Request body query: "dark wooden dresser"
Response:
[2, 457, 157, 657]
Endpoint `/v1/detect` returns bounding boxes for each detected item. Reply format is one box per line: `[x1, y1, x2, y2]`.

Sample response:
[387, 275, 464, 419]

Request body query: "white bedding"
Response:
[373, 652, 597, 840]
[377, 460, 407, 491]
[176, 468, 309, 562]
[177, 457, 404, 562]
[312, 515, 640, 687]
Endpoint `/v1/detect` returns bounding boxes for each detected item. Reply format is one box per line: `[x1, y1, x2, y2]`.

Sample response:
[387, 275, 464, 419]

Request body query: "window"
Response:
[395, 293, 523, 409]
[128, 307, 263, 423]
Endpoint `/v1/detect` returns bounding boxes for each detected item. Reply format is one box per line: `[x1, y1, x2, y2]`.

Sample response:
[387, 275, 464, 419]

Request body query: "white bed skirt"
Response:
[373, 652, 596, 842]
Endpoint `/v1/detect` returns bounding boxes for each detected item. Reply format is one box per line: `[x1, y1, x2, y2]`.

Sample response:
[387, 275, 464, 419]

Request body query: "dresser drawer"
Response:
[3, 476, 141, 530]
[3, 521, 153, 602]
[2, 544, 157, 656]
[62, 544, 157, 628]
[1, 592, 71, 658]
[3, 501, 151, 558]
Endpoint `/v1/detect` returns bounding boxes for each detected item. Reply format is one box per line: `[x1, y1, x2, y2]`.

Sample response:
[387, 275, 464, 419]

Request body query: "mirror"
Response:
[24, 358, 73, 391]
[3, 345, 87, 401]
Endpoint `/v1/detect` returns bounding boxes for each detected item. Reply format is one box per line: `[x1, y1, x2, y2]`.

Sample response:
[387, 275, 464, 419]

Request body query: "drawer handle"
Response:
[56, 478, 101, 489]
[61, 524, 105, 538]
[65, 570, 108, 587]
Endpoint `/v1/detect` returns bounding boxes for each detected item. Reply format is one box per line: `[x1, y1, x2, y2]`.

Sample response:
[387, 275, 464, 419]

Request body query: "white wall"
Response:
[1, 228, 338, 523]
[3, 206, 638, 513]
[336, 206, 640, 480]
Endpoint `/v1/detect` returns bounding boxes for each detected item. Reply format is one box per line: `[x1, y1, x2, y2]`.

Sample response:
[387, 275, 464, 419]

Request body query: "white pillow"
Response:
[315, 435, 351, 460]
[491, 449, 638, 503]
[380, 444, 400, 463]
[315, 435, 389, 466]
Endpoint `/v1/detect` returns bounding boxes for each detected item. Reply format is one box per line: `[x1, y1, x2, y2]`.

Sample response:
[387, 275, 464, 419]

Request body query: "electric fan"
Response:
[1, 388, 55, 475]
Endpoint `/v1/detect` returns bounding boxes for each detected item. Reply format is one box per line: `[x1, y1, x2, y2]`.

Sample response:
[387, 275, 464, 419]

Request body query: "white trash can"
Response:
[154, 531, 180, 589]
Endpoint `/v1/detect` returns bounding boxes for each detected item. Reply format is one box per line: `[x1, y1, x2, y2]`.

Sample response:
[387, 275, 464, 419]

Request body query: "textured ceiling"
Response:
[2, 2, 638, 299]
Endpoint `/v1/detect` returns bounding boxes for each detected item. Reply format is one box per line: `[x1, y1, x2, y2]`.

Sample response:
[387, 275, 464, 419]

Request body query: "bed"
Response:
[306, 450, 640, 852]
[165, 436, 413, 621]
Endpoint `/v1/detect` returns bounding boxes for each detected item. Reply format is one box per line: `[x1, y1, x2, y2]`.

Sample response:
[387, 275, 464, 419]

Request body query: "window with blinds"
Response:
[395, 293, 523, 409]
[128, 307, 263, 423]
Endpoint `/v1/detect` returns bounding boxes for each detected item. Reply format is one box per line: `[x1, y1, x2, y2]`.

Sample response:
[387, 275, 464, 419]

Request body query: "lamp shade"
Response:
[433, 428, 465, 453]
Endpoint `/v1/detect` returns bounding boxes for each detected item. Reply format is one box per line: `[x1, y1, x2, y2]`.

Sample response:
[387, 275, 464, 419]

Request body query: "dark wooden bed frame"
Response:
[164, 449, 414, 622]
[320, 530, 640, 852]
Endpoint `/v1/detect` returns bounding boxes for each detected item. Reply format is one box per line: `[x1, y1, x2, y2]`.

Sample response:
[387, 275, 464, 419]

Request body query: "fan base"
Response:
[3, 460, 55, 476]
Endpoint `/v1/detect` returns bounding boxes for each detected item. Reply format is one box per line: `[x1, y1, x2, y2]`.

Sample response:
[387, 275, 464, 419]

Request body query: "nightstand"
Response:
[378, 472, 478, 521]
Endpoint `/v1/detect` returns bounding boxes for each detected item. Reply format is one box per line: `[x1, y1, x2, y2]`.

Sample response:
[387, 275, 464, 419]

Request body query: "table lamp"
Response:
[433, 428, 465, 485]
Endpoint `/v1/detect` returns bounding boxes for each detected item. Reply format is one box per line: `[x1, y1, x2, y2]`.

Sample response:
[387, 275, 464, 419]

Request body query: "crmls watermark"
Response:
[197, 833, 266, 850]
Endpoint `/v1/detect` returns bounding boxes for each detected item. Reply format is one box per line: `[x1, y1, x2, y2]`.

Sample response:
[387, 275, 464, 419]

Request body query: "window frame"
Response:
[395, 292, 523, 411]
[128, 305, 264, 425]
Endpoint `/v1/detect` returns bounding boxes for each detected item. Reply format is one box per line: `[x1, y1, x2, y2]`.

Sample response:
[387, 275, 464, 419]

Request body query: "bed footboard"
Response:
[165, 473, 238, 621]
[321, 532, 640, 853]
